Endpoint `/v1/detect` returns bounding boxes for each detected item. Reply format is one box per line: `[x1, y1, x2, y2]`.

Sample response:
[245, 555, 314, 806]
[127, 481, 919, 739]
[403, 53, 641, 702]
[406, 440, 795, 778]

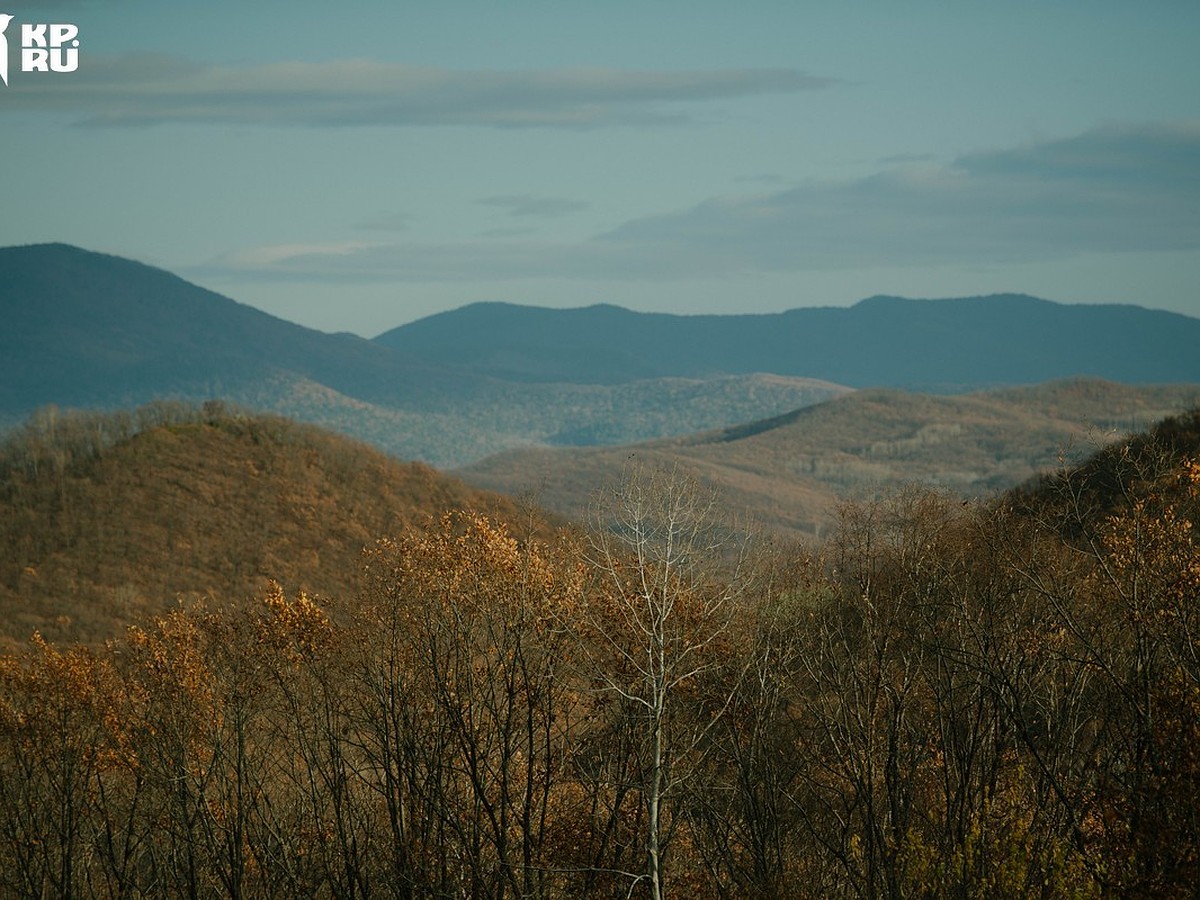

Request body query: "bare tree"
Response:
[571, 462, 750, 900]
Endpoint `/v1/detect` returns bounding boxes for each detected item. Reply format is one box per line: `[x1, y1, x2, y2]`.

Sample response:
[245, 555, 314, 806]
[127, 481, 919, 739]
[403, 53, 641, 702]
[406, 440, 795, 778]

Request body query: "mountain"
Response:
[6, 243, 1199, 470]
[0, 405, 526, 649]
[0, 244, 847, 465]
[376, 295, 1200, 388]
[457, 380, 1200, 539]
[0, 242, 483, 415]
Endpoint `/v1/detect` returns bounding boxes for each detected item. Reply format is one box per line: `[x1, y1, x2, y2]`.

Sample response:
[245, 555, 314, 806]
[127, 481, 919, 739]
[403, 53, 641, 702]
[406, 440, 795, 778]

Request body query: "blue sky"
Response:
[1, 1, 1198, 336]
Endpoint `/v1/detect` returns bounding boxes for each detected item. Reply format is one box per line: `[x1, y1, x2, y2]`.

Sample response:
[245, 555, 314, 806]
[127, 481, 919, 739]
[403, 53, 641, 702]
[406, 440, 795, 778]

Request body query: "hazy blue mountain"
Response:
[376, 295, 1200, 388]
[0, 243, 486, 417]
[0, 244, 846, 465]
[6, 243, 1196, 470]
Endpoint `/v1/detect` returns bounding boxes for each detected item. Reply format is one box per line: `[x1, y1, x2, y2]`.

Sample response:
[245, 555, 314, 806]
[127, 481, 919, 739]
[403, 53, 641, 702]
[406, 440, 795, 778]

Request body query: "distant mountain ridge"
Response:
[377, 295, 1200, 388]
[0, 244, 847, 464]
[3, 243, 1199, 468]
[0, 242, 481, 415]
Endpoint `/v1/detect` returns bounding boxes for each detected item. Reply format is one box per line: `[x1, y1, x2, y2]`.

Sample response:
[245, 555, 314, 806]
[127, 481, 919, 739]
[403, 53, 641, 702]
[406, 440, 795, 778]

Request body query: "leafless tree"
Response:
[570, 462, 751, 900]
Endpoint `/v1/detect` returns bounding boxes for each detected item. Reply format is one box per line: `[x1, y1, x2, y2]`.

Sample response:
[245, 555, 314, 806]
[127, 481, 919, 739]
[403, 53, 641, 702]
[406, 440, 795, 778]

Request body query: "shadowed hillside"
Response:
[0, 403, 524, 648]
[1012, 405, 1200, 530]
[0, 243, 486, 416]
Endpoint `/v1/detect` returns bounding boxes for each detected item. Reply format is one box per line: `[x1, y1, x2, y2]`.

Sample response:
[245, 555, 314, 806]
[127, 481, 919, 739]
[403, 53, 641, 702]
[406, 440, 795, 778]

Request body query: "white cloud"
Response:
[733, 174, 789, 185]
[199, 238, 710, 283]
[603, 121, 1200, 265]
[354, 213, 412, 233]
[1, 54, 837, 128]
[197, 122, 1200, 284]
[220, 241, 383, 268]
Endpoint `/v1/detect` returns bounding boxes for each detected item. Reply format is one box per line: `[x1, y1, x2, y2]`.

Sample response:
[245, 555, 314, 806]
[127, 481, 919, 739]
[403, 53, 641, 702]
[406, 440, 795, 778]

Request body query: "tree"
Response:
[1001, 448, 1200, 895]
[0, 635, 127, 898]
[356, 511, 582, 898]
[570, 463, 750, 900]
[686, 546, 818, 897]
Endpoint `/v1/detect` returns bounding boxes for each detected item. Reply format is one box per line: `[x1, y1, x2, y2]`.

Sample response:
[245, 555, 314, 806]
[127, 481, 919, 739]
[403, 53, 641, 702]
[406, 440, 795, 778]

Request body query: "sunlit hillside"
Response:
[0, 403, 524, 648]
[460, 379, 1200, 538]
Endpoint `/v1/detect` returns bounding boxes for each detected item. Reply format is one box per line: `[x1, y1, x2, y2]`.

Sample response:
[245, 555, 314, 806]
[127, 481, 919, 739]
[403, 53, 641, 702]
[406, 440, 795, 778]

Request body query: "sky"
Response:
[1, 1, 1198, 337]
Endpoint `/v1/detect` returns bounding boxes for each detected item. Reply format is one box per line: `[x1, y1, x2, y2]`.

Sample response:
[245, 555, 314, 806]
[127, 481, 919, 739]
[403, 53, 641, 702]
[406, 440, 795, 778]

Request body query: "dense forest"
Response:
[1, 408, 1198, 897]
[0, 402, 521, 649]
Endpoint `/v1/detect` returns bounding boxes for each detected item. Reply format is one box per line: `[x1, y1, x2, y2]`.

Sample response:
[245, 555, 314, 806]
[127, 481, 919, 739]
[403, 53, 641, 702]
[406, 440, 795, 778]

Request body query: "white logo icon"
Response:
[0, 12, 81, 87]
[0, 14, 13, 87]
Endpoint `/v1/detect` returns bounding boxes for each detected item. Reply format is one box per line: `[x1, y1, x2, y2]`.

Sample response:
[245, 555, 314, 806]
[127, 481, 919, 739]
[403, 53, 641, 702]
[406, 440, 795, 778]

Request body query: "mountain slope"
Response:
[1012, 405, 1200, 527]
[377, 295, 1200, 388]
[0, 242, 484, 416]
[458, 380, 1200, 538]
[0, 406, 525, 648]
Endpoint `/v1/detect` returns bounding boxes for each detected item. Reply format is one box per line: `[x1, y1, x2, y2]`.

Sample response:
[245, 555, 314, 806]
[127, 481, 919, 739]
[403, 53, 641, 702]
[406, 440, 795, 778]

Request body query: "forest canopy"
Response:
[1, 410, 1198, 897]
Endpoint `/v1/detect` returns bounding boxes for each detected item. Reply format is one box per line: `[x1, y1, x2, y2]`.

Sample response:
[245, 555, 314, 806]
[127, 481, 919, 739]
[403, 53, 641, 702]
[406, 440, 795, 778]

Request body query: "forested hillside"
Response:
[461, 378, 1200, 538]
[0, 402, 521, 648]
[2, 410, 1197, 897]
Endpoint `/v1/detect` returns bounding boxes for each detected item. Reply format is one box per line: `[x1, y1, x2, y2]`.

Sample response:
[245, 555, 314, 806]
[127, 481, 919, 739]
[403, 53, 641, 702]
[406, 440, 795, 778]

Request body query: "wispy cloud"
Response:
[733, 174, 789, 185]
[603, 121, 1200, 265]
[354, 213, 412, 232]
[1, 54, 838, 128]
[202, 238, 706, 283]
[219, 241, 382, 268]
[198, 122, 1200, 284]
[478, 195, 589, 217]
[478, 227, 539, 239]
[877, 152, 936, 165]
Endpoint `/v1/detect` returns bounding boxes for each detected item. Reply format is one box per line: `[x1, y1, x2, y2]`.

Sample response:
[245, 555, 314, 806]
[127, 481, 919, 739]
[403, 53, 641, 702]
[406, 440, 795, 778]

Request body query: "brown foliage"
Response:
[2, 413, 1200, 897]
[0, 403, 523, 649]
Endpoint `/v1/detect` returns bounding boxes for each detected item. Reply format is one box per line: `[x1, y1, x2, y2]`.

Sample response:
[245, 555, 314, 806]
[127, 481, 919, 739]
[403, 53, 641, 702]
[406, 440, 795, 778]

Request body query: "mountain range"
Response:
[0, 244, 844, 465]
[3, 242, 1199, 473]
[376, 294, 1200, 388]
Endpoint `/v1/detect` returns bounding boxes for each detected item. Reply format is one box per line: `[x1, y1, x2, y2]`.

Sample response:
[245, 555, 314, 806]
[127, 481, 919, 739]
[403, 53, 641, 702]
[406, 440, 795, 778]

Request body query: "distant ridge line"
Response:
[376, 290, 1200, 387]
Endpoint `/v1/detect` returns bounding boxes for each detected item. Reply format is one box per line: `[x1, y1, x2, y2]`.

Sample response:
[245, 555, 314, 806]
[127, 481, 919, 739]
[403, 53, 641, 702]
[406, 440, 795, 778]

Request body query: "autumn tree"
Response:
[0, 636, 129, 898]
[684, 546, 818, 897]
[355, 511, 583, 898]
[775, 487, 1099, 898]
[1000, 446, 1200, 895]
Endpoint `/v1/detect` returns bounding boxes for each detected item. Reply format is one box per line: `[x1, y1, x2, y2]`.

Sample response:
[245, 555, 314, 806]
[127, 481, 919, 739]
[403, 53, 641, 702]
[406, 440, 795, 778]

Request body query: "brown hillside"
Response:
[459, 379, 1200, 539]
[0, 405, 524, 648]
[1012, 406, 1200, 529]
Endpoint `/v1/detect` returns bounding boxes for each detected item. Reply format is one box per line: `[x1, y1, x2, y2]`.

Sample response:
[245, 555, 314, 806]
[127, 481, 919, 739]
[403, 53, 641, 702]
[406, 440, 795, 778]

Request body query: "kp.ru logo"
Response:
[0, 12, 80, 87]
